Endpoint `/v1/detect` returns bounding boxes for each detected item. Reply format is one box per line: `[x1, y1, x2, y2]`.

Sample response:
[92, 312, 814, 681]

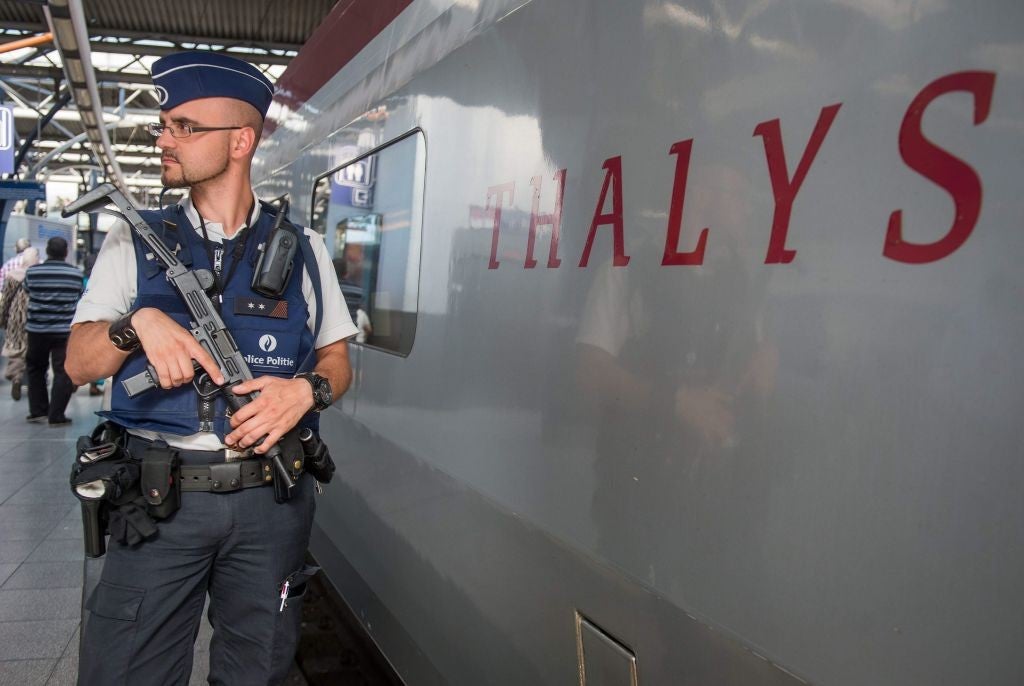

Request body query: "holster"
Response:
[79, 500, 106, 558]
[139, 441, 181, 520]
[71, 422, 132, 558]
[70, 422, 159, 556]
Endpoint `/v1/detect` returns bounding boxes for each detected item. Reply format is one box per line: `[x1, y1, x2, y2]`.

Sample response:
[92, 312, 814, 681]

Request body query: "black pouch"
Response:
[277, 429, 304, 480]
[140, 442, 181, 520]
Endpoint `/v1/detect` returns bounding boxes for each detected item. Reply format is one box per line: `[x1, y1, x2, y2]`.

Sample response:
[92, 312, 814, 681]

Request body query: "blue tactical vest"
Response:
[99, 203, 319, 440]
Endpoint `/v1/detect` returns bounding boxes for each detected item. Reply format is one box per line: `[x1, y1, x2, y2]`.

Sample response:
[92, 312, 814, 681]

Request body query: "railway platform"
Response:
[0, 384, 265, 685]
[0, 380, 391, 686]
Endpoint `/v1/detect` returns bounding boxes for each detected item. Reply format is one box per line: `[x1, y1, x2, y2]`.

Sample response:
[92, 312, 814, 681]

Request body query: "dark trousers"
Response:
[78, 474, 317, 686]
[26, 331, 75, 421]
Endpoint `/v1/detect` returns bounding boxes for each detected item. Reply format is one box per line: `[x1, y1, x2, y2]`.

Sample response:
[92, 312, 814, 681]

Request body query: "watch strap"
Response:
[295, 372, 331, 413]
[109, 311, 140, 352]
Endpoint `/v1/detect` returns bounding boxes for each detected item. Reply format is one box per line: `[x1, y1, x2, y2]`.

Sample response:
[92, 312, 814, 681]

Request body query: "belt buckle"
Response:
[224, 446, 252, 462]
[208, 462, 243, 492]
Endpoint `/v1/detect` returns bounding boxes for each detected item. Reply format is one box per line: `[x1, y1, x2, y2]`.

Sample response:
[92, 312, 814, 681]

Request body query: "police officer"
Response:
[65, 52, 357, 685]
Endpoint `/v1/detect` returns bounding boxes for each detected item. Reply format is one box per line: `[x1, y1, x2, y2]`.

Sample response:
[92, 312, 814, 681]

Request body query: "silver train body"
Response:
[253, 1, 1024, 683]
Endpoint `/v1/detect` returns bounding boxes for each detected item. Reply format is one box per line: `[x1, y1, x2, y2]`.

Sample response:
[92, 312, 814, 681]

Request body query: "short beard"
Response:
[160, 169, 188, 188]
[160, 148, 231, 189]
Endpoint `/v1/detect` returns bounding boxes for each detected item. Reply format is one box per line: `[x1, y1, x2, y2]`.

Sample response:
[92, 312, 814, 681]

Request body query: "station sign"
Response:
[0, 106, 15, 175]
[331, 146, 376, 209]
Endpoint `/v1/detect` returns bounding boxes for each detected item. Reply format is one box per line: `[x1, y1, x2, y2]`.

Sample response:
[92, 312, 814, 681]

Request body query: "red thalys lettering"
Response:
[579, 156, 630, 268]
[884, 71, 996, 264]
[486, 181, 515, 270]
[753, 103, 842, 264]
[525, 169, 566, 269]
[483, 71, 995, 271]
[661, 139, 708, 266]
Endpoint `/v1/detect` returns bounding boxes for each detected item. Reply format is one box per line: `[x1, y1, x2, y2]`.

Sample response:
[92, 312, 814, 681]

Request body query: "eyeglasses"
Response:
[146, 122, 243, 139]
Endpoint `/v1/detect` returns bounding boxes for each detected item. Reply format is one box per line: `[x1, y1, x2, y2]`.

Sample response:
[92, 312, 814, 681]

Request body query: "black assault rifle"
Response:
[63, 183, 297, 502]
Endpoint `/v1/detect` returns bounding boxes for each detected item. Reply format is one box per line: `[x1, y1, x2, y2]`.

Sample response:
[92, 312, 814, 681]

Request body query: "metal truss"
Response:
[0, 2, 295, 207]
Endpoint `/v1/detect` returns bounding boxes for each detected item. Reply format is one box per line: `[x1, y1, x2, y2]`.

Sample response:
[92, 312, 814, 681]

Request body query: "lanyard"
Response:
[196, 199, 256, 306]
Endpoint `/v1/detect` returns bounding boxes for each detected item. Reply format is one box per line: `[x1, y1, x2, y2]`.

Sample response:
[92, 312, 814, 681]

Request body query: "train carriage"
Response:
[254, 1, 1024, 684]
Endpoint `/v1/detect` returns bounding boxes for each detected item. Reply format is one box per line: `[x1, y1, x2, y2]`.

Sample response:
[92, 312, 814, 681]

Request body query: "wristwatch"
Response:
[108, 311, 140, 352]
[295, 372, 333, 413]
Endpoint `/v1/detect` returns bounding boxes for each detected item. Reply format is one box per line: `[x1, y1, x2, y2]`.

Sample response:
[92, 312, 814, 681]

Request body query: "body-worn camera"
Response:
[252, 197, 298, 298]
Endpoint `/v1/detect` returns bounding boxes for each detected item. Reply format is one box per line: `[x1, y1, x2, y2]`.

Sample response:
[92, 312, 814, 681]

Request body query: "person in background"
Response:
[0, 237, 33, 292]
[0, 246, 41, 400]
[23, 237, 84, 425]
[334, 248, 372, 343]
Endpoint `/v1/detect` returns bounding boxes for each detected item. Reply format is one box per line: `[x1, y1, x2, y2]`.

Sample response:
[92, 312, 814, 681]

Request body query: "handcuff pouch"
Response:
[140, 442, 181, 520]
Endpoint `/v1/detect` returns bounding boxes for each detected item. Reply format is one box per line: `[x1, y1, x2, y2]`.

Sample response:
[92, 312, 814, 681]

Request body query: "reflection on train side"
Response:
[311, 131, 426, 356]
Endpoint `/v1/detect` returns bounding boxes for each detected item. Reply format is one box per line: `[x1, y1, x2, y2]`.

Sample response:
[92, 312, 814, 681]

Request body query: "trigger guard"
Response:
[193, 372, 220, 399]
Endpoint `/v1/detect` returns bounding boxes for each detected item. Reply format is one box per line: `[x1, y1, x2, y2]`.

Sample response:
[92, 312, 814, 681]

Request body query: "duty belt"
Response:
[125, 435, 279, 493]
[126, 435, 256, 463]
[179, 459, 275, 493]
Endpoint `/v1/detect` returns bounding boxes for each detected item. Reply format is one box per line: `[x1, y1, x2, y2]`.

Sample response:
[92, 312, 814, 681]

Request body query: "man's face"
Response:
[156, 98, 237, 188]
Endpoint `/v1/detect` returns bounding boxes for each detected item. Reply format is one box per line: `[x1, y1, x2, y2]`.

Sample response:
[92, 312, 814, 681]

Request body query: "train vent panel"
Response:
[576, 613, 639, 686]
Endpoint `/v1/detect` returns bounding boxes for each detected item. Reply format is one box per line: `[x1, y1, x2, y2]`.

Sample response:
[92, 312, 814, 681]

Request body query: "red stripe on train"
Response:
[268, 0, 413, 130]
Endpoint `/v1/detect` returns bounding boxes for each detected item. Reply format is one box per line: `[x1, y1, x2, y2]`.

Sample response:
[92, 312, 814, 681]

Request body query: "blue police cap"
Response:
[151, 51, 274, 118]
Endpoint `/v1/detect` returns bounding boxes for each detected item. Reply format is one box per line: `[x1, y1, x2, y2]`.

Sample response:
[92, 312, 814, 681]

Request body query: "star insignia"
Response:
[258, 303, 266, 310]
[247, 302, 255, 309]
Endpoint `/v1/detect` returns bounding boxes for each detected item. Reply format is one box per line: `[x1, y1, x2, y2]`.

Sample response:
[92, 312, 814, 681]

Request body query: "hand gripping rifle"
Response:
[64, 183, 297, 502]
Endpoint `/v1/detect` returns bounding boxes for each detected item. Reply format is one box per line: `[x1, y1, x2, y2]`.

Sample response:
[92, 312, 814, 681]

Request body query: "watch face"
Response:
[299, 373, 332, 411]
[314, 377, 332, 409]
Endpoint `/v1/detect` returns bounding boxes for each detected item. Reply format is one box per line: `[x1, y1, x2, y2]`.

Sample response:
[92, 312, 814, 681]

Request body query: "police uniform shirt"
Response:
[72, 192, 358, 451]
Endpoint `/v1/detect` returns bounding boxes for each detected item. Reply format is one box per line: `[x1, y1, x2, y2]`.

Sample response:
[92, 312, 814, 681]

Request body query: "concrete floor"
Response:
[0, 381, 307, 686]
[0, 382, 102, 686]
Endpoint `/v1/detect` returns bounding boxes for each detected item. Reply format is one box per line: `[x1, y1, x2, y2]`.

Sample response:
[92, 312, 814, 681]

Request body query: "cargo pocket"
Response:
[80, 581, 146, 686]
[269, 564, 320, 683]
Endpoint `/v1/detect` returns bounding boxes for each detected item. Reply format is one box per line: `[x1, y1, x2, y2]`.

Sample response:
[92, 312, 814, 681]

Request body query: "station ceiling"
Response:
[0, 0, 337, 201]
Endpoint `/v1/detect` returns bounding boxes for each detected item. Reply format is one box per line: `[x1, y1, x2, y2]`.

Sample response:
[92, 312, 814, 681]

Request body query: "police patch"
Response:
[234, 296, 288, 319]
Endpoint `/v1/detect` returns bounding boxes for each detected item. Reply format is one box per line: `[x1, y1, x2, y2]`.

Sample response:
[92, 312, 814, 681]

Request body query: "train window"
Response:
[311, 130, 425, 356]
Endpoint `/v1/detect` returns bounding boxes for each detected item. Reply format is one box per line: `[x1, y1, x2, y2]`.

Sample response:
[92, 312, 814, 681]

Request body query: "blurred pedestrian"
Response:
[23, 237, 84, 425]
[0, 246, 40, 400]
[0, 237, 33, 291]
